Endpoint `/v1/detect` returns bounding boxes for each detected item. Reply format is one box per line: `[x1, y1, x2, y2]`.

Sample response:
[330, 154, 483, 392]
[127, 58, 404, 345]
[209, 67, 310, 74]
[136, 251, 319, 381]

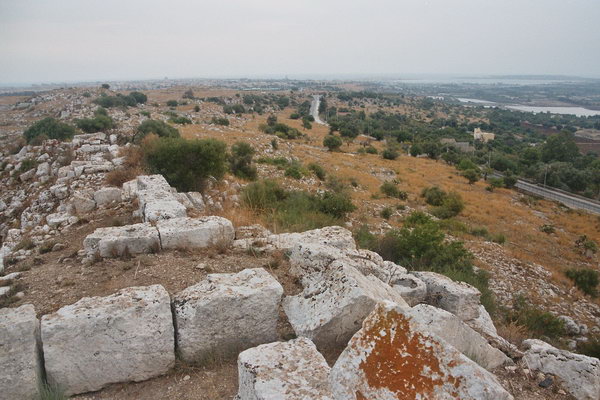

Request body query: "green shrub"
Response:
[211, 117, 229, 126]
[540, 224, 555, 234]
[365, 146, 378, 154]
[223, 104, 245, 114]
[380, 182, 407, 200]
[354, 225, 378, 250]
[19, 158, 37, 172]
[507, 296, 566, 339]
[421, 186, 446, 206]
[488, 177, 504, 188]
[229, 141, 257, 180]
[168, 115, 192, 125]
[135, 119, 180, 142]
[285, 163, 305, 179]
[490, 233, 507, 244]
[457, 158, 478, 171]
[256, 157, 289, 168]
[462, 169, 481, 184]
[431, 192, 465, 219]
[577, 336, 600, 359]
[166, 100, 178, 107]
[194, 105, 200, 112]
[566, 268, 599, 297]
[271, 139, 278, 150]
[23, 118, 75, 143]
[323, 135, 342, 151]
[242, 180, 355, 232]
[144, 137, 227, 191]
[140, 110, 151, 117]
[382, 148, 399, 160]
[380, 207, 393, 220]
[308, 163, 326, 180]
[94, 92, 145, 108]
[129, 91, 147, 104]
[76, 108, 114, 133]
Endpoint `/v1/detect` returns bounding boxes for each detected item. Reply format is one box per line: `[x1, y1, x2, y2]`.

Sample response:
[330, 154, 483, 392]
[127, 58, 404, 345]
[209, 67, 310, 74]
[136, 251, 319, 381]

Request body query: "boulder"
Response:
[142, 198, 187, 222]
[406, 304, 511, 370]
[83, 222, 160, 258]
[558, 315, 581, 336]
[523, 339, 600, 400]
[234, 226, 356, 253]
[466, 305, 498, 337]
[72, 192, 96, 214]
[236, 338, 332, 400]
[137, 174, 172, 191]
[0, 304, 42, 400]
[283, 264, 408, 348]
[122, 179, 138, 200]
[389, 273, 427, 306]
[157, 216, 234, 250]
[330, 301, 513, 400]
[185, 192, 205, 211]
[174, 268, 283, 363]
[93, 187, 122, 206]
[41, 285, 175, 396]
[412, 271, 481, 320]
[46, 212, 71, 229]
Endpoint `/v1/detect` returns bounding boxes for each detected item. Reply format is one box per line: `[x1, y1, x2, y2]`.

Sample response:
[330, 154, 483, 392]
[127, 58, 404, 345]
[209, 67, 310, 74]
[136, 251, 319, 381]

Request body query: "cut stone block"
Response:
[174, 268, 283, 363]
[93, 187, 122, 206]
[236, 338, 332, 400]
[524, 339, 600, 400]
[407, 304, 511, 370]
[330, 301, 513, 400]
[0, 304, 42, 400]
[283, 263, 408, 348]
[412, 271, 481, 320]
[157, 216, 234, 250]
[41, 285, 175, 396]
[83, 222, 160, 258]
[389, 273, 427, 306]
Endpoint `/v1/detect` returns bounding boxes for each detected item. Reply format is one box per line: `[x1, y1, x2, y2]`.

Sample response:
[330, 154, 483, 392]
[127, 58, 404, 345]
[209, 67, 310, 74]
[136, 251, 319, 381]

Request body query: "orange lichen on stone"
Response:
[357, 304, 463, 399]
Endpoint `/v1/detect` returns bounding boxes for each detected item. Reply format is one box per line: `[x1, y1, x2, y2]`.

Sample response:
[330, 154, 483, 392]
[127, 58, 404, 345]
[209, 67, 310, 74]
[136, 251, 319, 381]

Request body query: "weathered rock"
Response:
[72, 192, 96, 214]
[235, 224, 272, 240]
[407, 304, 511, 370]
[283, 264, 408, 348]
[122, 179, 138, 200]
[330, 301, 513, 400]
[46, 212, 71, 229]
[558, 315, 581, 336]
[234, 226, 356, 253]
[142, 197, 187, 222]
[236, 338, 332, 400]
[136, 174, 172, 191]
[466, 305, 498, 337]
[390, 273, 427, 306]
[0, 304, 42, 400]
[157, 216, 234, 250]
[41, 285, 175, 396]
[93, 187, 122, 206]
[83, 222, 160, 257]
[185, 192, 205, 211]
[412, 271, 481, 320]
[523, 339, 600, 400]
[174, 268, 283, 363]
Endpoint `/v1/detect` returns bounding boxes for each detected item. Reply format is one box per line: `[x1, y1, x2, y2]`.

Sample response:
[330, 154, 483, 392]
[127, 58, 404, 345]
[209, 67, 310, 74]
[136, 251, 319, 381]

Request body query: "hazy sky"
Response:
[1, 0, 599, 84]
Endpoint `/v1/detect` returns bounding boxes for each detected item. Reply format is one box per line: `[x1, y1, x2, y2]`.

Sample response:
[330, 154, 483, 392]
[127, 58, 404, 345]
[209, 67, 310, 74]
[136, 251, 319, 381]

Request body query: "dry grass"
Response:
[497, 321, 530, 347]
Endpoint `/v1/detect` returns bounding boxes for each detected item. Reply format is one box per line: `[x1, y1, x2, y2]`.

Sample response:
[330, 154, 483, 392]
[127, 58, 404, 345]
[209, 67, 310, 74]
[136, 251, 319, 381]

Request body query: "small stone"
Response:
[183, 375, 190, 381]
[539, 376, 553, 388]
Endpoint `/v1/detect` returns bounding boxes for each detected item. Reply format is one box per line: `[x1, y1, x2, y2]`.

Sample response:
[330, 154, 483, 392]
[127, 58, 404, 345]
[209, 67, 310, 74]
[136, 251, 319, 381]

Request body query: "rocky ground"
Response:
[0, 86, 599, 399]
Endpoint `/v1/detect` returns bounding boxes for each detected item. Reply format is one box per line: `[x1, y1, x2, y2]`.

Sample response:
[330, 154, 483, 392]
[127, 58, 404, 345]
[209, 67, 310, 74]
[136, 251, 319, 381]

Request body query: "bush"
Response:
[129, 91, 147, 104]
[144, 137, 227, 192]
[194, 105, 200, 112]
[431, 192, 465, 219]
[566, 268, 599, 297]
[135, 120, 180, 142]
[242, 180, 355, 232]
[256, 157, 289, 168]
[308, 163, 326, 180]
[365, 146, 378, 154]
[285, 163, 305, 179]
[462, 169, 480, 184]
[380, 182, 407, 200]
[271, 139, 278, 150]
[323, 135, 342, 151]
[76, 108, 114, 133]
[223, 104, 245, 114]
[166, 100, 178, 107]
[421, 186, 446, 206]
[380, 207, 393, 220]
[229, 141, 257, 180]
[211, 117, 229, 126]
[94, 92, 145, 108]
[507, 296, 566, 339]
[168, 115, 192, 125]
[540, 224, 555, 234]
[577, 337, 600, 359]
[382, 148, 399, 160]
[19, 158, 37, 172]
[23, 118, 75, 143]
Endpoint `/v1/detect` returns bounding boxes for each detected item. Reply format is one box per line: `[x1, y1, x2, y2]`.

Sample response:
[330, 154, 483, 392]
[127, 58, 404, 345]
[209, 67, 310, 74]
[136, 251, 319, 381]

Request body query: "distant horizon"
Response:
[2, 73, 600, 89]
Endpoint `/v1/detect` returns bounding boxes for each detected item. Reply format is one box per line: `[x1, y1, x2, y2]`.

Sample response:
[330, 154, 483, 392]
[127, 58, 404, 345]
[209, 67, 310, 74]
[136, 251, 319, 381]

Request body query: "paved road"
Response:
[310, 95, 326, 125]
[492, 173, 600, 214]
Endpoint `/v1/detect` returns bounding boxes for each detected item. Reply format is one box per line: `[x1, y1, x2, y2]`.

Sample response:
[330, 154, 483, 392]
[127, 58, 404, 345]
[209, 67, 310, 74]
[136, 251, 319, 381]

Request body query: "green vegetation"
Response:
[144, 137, 227, 192]
[504, 296, 565, 339]
[211, 117, 229, 126]
[166, 100, 178, 107]
[380, 182, 408, 200]
[308, 163, 326, 180]
[284, 162, 306, 180]
[168, 115, 192, 125]
[94, 92, 146, 108]
[223, 104, 245, 114]
[229, 141, 257, 180]
[380, 207, 393, 220]
[565, 268, 599, 297]
[76, 108, 114, 133]
[357, 211, 496, 314]
[421, 186, 465, 219]
[135, 119, 180, 142]
[242, 180, 355, 232]
[323, 135, 342, 151]
[259, 116, 302, 139]
[18, 158, 37, 172]
[23, 117, 76, 143]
